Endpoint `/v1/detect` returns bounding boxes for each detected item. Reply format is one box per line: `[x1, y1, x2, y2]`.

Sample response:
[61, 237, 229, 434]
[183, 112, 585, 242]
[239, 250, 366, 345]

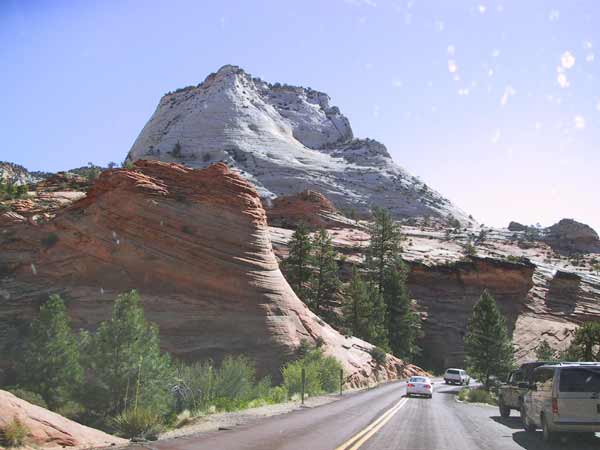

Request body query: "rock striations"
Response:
[0, 160, 421, 386]
[127, 65, 472, 225]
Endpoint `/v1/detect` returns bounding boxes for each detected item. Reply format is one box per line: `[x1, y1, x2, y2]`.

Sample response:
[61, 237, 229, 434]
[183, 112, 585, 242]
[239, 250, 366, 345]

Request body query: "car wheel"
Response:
[521, 406, 536, 433]
[541, 416, 557, 442]
[499, 399, 510, 418]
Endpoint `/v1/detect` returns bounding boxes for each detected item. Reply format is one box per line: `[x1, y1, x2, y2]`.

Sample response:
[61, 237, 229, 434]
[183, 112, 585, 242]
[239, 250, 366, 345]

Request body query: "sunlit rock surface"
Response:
[0, 161, 422, 386]
[127, 65, 473, 225]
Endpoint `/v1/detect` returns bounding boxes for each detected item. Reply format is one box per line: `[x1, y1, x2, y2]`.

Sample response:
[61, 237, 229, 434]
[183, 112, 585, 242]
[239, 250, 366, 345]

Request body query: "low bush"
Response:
[457, 388, 497, 405]
[111, 407, 163, 440]
[1, 416, 29, 447]
[282, 348, 343, 397]
[369, 346, 387, 366]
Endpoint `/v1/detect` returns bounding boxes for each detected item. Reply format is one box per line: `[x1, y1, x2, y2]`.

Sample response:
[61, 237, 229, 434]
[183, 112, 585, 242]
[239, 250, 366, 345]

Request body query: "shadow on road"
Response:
[491, 415, 523, 430]
[512, 431, 600, 450]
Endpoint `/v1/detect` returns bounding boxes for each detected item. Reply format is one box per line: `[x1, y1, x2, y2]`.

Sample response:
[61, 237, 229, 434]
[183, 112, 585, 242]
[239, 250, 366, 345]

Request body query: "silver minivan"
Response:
[521, 362, 600, 441]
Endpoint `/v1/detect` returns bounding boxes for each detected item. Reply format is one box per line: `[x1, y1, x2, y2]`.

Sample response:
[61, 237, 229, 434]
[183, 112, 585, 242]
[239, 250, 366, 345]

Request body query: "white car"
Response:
[444, 368, 470, 385]
[407, 376, 433, 398]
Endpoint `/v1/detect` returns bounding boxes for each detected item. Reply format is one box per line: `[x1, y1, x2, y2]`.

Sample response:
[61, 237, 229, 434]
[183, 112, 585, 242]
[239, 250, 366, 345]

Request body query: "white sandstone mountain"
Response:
[127, 65, 473, 223]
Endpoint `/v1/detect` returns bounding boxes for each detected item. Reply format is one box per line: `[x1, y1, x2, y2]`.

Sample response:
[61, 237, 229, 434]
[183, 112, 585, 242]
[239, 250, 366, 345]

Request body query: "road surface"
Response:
[141, 380, 600, 450]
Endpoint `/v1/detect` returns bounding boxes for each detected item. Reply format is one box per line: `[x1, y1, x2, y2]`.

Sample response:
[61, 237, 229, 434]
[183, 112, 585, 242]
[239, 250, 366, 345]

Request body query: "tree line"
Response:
[282, 207, 421, 361]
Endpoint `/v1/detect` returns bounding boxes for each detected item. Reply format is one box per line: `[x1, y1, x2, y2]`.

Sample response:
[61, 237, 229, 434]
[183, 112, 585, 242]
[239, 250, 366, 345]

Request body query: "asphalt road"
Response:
[143, 380, 600, 450]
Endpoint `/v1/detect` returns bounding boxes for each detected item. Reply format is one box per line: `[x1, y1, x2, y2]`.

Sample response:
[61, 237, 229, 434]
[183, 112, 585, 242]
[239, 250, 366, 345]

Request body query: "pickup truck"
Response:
[497, 361, 550, 417]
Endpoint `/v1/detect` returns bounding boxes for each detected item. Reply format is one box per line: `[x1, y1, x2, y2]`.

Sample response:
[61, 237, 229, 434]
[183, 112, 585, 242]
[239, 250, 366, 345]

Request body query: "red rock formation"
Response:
[0, 161, 421, 386]
[0, 390, 126, 449]
[266, 190, 354, 229]
[34, 172, 90, 192]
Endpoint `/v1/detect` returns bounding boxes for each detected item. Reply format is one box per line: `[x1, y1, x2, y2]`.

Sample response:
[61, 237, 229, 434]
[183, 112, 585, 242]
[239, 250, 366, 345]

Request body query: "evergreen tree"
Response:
[384, 261, 421, 359]
[307, 229, 340, 322]
[565, 321, 600, 361]
[342, 268, 389, 350]
[18, 295, 83, 410]
[282, 223, 313, 301]
[535, 339, 556, 361]
[464, 290, 514, 387]
[82, 290, 173, 415]
[365, 208, 403, 295]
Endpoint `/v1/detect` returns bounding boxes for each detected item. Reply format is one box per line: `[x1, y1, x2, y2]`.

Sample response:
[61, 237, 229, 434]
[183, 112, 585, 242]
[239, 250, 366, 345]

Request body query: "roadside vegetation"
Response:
[1, 291, 345, 441]
[457, 387, 497, 406]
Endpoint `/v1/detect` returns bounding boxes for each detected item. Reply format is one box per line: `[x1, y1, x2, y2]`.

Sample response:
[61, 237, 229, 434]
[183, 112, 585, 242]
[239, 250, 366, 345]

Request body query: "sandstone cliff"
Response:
[126, 65, 473, 225]
[269, 213, 600, 371]
[0, 161, 420, 386]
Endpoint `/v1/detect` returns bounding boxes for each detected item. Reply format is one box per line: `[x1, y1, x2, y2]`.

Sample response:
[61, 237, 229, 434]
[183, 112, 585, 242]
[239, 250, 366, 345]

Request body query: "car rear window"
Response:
[410, 377, 427, 383]
[559, 368, 600, 393]
[447, 369, 459, 375]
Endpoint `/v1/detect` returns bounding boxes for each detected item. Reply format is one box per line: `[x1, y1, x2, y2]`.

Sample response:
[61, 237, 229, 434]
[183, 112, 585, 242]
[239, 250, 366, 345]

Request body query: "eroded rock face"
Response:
[0, 160, 420, 386]
[266, 190, 354, 230]
[544, 218, 600, 254]
[126, 65, 473, 225]
[0, 390, 125, 449]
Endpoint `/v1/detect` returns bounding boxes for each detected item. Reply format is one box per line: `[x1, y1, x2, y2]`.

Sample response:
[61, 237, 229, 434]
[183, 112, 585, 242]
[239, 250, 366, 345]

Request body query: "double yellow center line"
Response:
[334, 397, 408, 450]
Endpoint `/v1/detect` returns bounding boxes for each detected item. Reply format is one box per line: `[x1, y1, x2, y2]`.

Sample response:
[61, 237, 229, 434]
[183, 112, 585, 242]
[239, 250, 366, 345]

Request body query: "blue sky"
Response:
[1, 0, 598, 231]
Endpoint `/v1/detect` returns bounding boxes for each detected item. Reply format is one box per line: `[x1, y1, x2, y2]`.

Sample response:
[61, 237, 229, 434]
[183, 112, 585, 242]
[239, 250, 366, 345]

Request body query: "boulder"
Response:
[544, 218, 600, 253]
[508, 221, 528, 232]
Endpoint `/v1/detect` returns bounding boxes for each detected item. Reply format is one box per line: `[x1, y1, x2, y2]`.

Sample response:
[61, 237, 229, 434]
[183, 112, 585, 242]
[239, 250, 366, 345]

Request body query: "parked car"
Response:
[407, 376, 433, 398]
[521, 362, 600, 442]
[498, 361, 551, 417]
[444, 368, 470, 385]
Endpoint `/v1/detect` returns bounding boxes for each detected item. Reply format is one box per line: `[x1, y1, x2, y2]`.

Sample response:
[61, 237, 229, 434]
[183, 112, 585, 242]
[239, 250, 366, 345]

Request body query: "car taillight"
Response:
[407, 383, 414, 388]
[425, 384, 431, 389]
[552, 398, 559, 414]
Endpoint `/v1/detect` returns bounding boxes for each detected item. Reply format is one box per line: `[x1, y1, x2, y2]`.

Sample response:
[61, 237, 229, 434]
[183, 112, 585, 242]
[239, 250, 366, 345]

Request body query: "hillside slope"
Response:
[127, 65, 472, 225]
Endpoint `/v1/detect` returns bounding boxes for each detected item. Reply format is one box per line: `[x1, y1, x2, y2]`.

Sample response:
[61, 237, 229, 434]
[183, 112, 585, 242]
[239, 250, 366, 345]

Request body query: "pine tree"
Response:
[82, 290, 173, 415]
[464, 290, 514, 388]
[307, 229, 340, 322]
[565, 321, 600, 361]
[282, 223, 313, 301]
[535, 339, 556, 361]
[343, 268, 372, 340]
[342, 268, 389, 350]
[18, 295, 83, 410]
[366, 208, 403, 295]
[384, 261, 421, 359]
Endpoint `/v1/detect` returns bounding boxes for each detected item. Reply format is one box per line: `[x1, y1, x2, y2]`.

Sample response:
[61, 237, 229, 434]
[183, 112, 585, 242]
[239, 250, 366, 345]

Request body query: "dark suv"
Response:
[498, 361, 551, 417]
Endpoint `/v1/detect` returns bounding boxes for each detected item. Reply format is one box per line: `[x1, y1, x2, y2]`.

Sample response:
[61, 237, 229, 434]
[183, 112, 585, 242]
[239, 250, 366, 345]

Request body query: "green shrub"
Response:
[214, 356, 256, 407]
[111, 407, 163, 440]
[458, 388, 497, 405]
[173, 360, 216, 413]
[5, 388, 47, 409]
[268, 386, 288, 403]
[282, 349, 342, 396]
[369, 346, 388, 366]
[1, 416, 29, 447]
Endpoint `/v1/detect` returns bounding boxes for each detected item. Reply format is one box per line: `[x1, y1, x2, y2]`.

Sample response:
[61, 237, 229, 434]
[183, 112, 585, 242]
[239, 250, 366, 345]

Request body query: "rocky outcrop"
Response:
[0, 390, 125, 449]
[0, 160, 421, 386]
[508, 221, 528, 232]
[266, 190, 354, 229]
[34, 172, 90, 192]
[406, 257, 536, 371]
[0, 162, 46, 186]
[544, 218, 600, 254]
[126, 65, 473, 225]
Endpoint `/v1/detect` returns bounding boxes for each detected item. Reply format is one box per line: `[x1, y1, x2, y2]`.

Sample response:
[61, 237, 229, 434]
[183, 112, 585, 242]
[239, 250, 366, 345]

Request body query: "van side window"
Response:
[533, 368, 554, 392]
[559, 368, 600, 393]
[510, 370, 523, 385]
